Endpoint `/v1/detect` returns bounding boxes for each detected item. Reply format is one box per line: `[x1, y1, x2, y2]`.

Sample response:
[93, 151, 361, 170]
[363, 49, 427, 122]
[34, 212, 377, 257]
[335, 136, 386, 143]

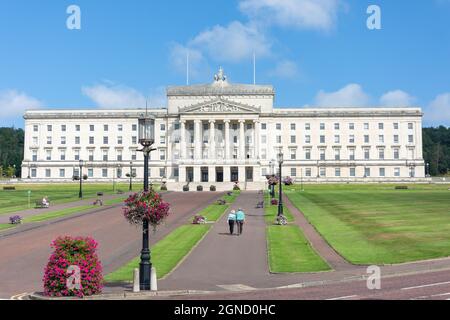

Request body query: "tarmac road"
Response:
[0, 191, 222, 299]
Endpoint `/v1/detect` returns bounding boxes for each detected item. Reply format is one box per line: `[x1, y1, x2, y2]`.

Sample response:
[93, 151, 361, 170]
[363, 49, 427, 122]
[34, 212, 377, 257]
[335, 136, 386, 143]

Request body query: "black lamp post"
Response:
[79, 160, 84, 198]
[129, 161, 133, 191]
[269, 160, 275, 198]
[138, 112, 156, 291]
[277, 152, 284, 217]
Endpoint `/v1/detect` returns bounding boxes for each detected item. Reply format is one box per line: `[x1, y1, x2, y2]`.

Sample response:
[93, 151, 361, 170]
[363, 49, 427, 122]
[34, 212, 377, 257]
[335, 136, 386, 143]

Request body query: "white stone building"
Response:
[22, 69, 426, 189]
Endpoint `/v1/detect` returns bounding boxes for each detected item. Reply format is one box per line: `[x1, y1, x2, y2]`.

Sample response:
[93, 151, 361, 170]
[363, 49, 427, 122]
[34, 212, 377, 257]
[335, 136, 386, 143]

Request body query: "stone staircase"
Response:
[166, 181, 266, 192]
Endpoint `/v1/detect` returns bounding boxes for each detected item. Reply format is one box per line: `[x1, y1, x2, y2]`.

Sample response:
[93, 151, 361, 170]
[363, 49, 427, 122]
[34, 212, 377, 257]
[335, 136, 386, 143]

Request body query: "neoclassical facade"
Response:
[22, 69, 426, 188]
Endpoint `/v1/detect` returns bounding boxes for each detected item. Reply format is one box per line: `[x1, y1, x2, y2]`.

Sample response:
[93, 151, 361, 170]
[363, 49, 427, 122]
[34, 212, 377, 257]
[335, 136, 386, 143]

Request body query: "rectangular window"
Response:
[261, 123, 267, 130]
[291, 123, 296, 131]
[61, 125, 66, 132]
[276, 136, 282, 144]
[103, 150, 108, 162]
[365, 168, 371, 177]
[174, 123, 180, 130]
[160, 124, 166, 131]
[320, 149, 326, 161]
[103, 137, 109, 145]
[349, 149, 355, 161]
[132, 136, 137, 144]
[118, 136, 123, 145]
[408, 123, 414, 130]
[305, 123, 311, 130]
[174, 168, 179, 177]
[320, 123, 325, 130]
[90, 125, 95, 132]
[46, 169, 51, 178]
[160, 150, 166, 161]
[334, 123, 340, 130]
[75, 136, 80, 145]
[379, 123, 384, 130]
[47, 137, 52, 145]
[305, 149, 311, 160]
[33, 125, 38, 132]
[380, 168, 386, 177]
[32, 150, 37, 162]
[74, 150, 80, 161]
[59, 169, 65, 178]
[335, 168, 341, 177]
[334, 135, 340, 144]
[89, 137, 94, 144]
[276, 123, 281, 130]
[394, 135, 399, 144]
[159, 168, 166, 178]
[261, 135, 267, 144]
[305, 135, 311, 144]
[46, 150, 51, 161]
[290, 149, 296, 160]
[349, 123, 355, 130]
[408, 135, 414, 144]
[47, 125, 52, 132]
[160, 136, 166, 145]
[320, 167, 326, 177]
[60, 150, 66, 161]
[117, 151, 122, 161]
[102, 169, 108, 178]
[305, 168, 312, 177]
[379, 149, 385, 160]
[350, 168, 356, 177]
[33, 136, 38, 145]
[364, 123, 369, 130]
[379, 135, 384, 144]
[394, 168, 401, 177]
[88, 169, 94, 177]
[335, 149, 341, 161]
[349, 135, 355, 144]
[320, 135, 325, 144]
[133, 124, 137, 131]
[394, 123, 399, 130]
[364, 135, 370, 144]
[31, 168, 37, 178]
[394, 148, 400, 160]
[61, 137, 66, 145]
[118, 124, 123, 131]
[132, 151, 137, 161]
[291, 168, 297, 177]
[89, 150, 94, 162]
[290, 135, 296, 144]
[364, 149, 370, 160]
[76, 125, 80, 132]
[104, 124, 109, 131]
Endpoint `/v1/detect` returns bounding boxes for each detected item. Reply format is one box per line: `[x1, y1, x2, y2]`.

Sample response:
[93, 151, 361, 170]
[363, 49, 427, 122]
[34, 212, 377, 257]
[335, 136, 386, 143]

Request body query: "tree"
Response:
[0, 127, 24, 177]
[423, 126, 450, 176]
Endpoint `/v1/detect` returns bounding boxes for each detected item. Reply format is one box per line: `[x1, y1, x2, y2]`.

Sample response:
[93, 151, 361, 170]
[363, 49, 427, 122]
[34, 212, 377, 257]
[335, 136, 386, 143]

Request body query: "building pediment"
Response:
[179, 98, 261, 114]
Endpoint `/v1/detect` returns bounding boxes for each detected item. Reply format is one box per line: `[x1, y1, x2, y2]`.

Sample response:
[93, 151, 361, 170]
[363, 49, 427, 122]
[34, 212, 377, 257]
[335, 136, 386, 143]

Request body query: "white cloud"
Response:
[268, 60, 299, 78]
[380, 90, 416, 107]
[189, 21, 271, 63]
[315, 84, 370, 107]
[82, 83, 165, 109]
[0, 89, 43, 117]
[239, 0, 342, 31]
[426, 93, 450, 125]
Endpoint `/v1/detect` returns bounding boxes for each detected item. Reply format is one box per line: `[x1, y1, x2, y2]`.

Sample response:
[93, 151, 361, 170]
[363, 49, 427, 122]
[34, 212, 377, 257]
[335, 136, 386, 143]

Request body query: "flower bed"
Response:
[9, 215, 22, 225]
[43, 236, 103, 298]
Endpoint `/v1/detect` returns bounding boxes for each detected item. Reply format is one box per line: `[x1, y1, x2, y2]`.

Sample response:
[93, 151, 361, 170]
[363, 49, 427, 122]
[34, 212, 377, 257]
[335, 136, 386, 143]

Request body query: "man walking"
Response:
[227, 210, 237, 235]
[236, 208, 246, 235]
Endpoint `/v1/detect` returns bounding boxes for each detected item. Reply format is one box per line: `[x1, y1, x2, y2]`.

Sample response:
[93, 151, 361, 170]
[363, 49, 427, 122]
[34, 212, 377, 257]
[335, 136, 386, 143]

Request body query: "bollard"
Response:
[133, 268, 140, 293]
[151, 267, 157, 291]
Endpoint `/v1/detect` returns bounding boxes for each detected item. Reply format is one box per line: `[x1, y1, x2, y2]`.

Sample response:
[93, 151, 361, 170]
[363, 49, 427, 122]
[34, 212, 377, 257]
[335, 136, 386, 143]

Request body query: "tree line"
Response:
[0, 126, 448, 178]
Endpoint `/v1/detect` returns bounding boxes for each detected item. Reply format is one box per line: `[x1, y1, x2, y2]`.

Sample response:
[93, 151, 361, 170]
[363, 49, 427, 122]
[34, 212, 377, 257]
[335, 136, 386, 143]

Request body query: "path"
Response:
[0, 192, 222, 298]
[283, 194, 354, 271]
[159, 191, 269, 291]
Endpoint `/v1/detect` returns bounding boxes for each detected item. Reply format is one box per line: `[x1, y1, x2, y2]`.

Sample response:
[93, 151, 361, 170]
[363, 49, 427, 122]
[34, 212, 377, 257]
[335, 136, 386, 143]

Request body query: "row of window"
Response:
[29, 167, 166, 179]
[34, 123, 167, 132]
[262, 167, 415, 178]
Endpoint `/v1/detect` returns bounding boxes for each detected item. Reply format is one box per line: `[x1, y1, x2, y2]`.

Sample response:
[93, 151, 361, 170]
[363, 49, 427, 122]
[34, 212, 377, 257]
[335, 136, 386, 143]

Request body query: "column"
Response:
[180, 120, 186, 160]
[224, 166, 231, 182]
[179, 166, 186, 183]
[193, 166, 201, 183]
[239, 120, 245, 160]
[254, 120, 260, 160]
[194, 120, 202, 160]
[224, 120, 231, 161]
[209, 120, 216, 160]
[208, 166, 216, 183]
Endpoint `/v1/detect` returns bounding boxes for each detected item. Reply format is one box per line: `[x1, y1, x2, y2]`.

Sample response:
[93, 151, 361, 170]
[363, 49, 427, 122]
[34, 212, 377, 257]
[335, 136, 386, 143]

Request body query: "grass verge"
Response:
[104, 224, 211, 282]
[267, 225, 331, 273]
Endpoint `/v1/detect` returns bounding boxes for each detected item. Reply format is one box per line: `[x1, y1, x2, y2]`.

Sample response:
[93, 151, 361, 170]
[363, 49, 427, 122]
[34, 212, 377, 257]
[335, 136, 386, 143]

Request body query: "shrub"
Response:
[271, 198, 278, 206]
[283, 176, 293, 186]
[160, 182, 168, 191]
[9, 215, 22, 225]
[233, 182, 240, 191]
[83, 174, 88, 181]
[193, 215, 207, 225]
[43, 236, 103, 298]
[183, 185, 189, 192]
[3, 186, 16, 191]
[267, 176, 278, 186]
[217, 199, 226, 205]
[197, 185, 203, 192]
[395, 186, 409, 190]
[210, 185, 216, 192]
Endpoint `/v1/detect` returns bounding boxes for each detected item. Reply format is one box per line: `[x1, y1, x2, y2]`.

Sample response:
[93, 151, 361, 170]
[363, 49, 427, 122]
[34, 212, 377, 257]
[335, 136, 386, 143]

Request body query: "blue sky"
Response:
[1, 0, 449, 127]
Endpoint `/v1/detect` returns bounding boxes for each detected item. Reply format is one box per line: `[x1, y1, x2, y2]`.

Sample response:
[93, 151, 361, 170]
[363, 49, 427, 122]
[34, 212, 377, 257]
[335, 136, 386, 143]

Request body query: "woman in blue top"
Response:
[227, 210, 237, 235]
[235, 208, 246, 235]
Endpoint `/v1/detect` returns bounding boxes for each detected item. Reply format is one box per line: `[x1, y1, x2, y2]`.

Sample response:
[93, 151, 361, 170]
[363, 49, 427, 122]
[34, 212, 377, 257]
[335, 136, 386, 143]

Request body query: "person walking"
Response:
[236, 208, 246, 235]
[227, 210, 237, 235]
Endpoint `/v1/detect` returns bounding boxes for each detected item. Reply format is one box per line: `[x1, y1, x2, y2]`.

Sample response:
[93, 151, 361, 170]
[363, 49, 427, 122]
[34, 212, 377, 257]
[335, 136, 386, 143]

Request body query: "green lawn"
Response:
[0, 224, 14, 231]
[267, 225, 331, 273]
[23, 205, 96, 223]
[285, 184, 450, 265]
[0, 183, 132, 215]
[198, 204, 229, 222]
[264, 192, 294, 224]
[105, 224, 211, 282]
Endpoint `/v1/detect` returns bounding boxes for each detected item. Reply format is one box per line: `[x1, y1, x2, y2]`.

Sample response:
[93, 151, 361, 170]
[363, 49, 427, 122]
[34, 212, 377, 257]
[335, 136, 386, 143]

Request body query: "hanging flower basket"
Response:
[268, 176, 279, 186]
[123, 190, 170, 231]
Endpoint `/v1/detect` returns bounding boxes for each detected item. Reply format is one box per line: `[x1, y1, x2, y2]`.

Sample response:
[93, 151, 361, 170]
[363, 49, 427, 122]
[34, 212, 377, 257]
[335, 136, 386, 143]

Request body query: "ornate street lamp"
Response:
[277, 152, 284, 217]
[129, 161, 134, 191]
[79, 160, 84, 198]
[138, 112, 156, 291]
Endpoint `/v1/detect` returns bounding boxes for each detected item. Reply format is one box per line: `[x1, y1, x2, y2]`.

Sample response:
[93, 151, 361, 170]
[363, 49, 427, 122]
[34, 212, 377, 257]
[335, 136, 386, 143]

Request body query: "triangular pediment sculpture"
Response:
[179, 98, 261, 114]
